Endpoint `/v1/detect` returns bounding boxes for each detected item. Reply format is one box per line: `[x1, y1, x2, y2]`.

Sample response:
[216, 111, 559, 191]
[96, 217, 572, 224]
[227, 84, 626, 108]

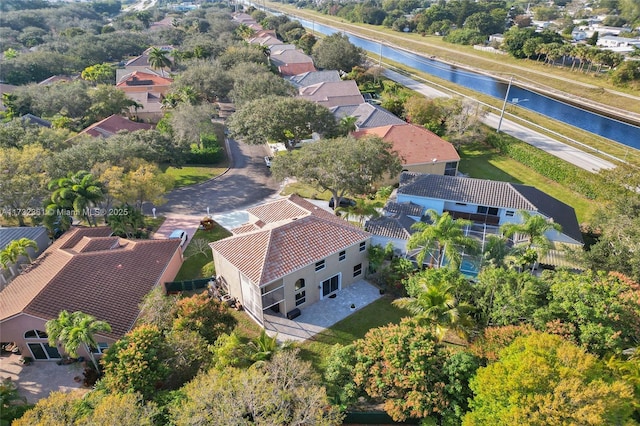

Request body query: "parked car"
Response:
[169, 229, 188, 246]
[329, 197, 356, 208]
[264, 156, 273, 167]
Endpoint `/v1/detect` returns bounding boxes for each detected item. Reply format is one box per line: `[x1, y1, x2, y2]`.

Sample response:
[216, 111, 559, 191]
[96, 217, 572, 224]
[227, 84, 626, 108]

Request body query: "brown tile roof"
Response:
[116, 71, 173, 87]
[353, 124, 460, 166]
[0, 227, 181, 339]
[79, 114, 154, 138]
[247, 194, 343, 225]
[231, 223, 261, 235]
[211, 215, 369, 287]
[278, 63, 317, 77]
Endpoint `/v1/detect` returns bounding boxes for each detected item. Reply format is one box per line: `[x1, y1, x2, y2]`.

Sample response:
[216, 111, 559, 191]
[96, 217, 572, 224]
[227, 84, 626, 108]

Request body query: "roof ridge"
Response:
[508, 182, 538, 211]
[257, 228, 275, 286]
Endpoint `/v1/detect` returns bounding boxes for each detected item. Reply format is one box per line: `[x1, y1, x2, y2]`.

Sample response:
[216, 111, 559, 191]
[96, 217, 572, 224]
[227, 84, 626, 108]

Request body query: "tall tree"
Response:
[465, 333, 637, 425]
[227, 96, 339, 151]
[272, 135, 402, 209]
[46, 170, 104, 226]
[170, 350, 343, 425]
[46, 310, 111, 370]
[393, 268, 474, 341]
[312, 32, 366, 72]
[81, 63, 115, 85]
[147, 47, 172, 77]
[408, 209, 480, 269]
[0, 145, 49, 226]
[500, 210, 562, 270]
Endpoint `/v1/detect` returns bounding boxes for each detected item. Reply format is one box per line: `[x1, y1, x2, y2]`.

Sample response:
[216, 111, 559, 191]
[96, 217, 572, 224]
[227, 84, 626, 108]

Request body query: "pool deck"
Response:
[263, 280, 382, 342]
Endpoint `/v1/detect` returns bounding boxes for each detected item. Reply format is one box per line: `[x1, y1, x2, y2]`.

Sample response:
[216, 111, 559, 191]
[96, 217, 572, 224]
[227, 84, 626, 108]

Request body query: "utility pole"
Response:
[497, 76, 513, 133]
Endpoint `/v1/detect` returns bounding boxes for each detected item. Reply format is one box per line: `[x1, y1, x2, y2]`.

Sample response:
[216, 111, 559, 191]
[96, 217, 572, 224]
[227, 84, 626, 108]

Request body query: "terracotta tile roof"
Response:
[353, 124, 460, 166]
[79, 114, 154, 138]
[278, 63, 317, 77]
[247, 194, 343, 225]
[231, 223, 261, 235]
[398, 173, 583, 243]
[116, 71, 172, 87]
[211, 215, 369, 287]
[0, 227, 181, 339]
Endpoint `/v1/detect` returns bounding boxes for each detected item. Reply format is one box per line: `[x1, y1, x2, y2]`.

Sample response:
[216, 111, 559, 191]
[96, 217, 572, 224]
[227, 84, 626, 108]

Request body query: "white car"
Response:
[169, 229, 188, 247]
[264, 156, 273, 167]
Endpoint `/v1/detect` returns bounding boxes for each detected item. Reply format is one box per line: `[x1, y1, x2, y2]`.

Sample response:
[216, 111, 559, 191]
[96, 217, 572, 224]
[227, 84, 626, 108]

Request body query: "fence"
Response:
[165, 278, 212, 293]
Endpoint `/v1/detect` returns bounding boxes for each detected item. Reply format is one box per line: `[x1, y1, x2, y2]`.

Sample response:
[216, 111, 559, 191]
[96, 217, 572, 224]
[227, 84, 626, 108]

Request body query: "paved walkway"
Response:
[263, 280, 382, 342]
[384, 69, 615, 172]
[0, 353, 87, 403]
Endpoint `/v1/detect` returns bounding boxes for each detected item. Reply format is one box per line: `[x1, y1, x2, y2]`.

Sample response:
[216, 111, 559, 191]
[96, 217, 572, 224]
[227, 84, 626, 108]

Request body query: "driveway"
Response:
[150, 137, 282, 239]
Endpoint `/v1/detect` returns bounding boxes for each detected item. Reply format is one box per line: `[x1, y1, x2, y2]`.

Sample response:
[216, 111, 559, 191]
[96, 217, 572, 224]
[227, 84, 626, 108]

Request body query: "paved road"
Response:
[384, 69, 615, 172]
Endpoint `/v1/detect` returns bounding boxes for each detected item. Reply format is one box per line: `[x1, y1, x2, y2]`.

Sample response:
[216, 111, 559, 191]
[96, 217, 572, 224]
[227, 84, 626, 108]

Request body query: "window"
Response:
[295, 291, 306, 306]
[24, 330, 48, 339]
[455, 202, 467, 206]
[339, 250, 346, 261]
[444, 161, 458, 176]
[506, 210, 514, 217]
[294, 278, 305, 291]
[353, 263, 362, 277]
[477, 206, 499, 216]
[315, 260, 325, 271]
[90, 343, 109, 354]
[359, 242, 366, 252]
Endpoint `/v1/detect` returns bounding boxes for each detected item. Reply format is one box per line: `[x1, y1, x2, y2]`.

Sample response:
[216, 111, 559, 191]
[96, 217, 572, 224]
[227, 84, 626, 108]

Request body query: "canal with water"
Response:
[284, 14, 640, 150]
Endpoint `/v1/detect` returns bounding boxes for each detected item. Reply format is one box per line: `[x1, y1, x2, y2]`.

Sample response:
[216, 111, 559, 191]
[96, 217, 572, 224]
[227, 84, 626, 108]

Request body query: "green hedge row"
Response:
[485, 133, 611, 200]
[186, 146, 223, 165]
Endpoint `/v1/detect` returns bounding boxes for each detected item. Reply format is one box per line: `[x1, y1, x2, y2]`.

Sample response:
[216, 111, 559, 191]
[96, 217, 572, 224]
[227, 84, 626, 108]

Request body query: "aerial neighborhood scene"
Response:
[1, 0, 640, 424]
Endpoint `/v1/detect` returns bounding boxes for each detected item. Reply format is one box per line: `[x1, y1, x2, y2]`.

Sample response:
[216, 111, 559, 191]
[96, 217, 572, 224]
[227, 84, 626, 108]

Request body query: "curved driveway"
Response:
[148, 138, 280, 218]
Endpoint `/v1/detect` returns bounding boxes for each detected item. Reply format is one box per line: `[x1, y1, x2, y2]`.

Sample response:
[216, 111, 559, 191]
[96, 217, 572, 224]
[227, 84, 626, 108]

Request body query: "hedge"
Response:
[485, 132, 612, 200]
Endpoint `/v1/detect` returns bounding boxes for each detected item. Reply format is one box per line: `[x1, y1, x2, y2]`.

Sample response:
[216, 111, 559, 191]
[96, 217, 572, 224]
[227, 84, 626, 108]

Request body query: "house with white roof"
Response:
[210, 195, 370, 325]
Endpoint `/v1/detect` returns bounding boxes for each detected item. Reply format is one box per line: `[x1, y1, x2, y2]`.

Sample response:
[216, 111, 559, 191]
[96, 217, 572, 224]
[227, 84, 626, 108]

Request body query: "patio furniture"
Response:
[287, 308, 301, 320]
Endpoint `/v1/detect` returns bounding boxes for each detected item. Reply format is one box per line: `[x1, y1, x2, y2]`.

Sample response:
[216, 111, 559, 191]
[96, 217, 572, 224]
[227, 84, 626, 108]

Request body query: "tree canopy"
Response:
[312, 32, 367, 72]
[272, 135, 402, 206]
[465, 333, 636, 425]
[227, 95, 339, 150]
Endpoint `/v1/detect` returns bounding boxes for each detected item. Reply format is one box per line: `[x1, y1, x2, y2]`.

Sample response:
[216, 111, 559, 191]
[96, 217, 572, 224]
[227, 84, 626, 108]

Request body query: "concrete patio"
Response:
[0, 353, 87, 403]
[264, 280, 383, 342]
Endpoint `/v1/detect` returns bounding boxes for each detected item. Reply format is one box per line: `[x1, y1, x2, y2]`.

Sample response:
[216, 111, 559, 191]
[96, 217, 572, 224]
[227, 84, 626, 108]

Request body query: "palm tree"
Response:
[339, 115, 358, 135]
[337, 198, 381, 227]
[48, 170, 105, 226]
[243, 329, 292, 366]
[0, 245, 20, 278]
[147, 47, 172, 77]
[392, 274, 473, 342]
[46, 310, 111, 370]
[11, 238, 38, 263]
[500, 210, 562, 271]
[408, 210, 480, 270]
[482, 234, 510, 269]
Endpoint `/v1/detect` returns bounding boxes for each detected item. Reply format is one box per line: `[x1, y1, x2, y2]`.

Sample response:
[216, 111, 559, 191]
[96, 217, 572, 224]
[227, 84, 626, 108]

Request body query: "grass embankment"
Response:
[173, 226, 232, 282]
[458, 142, 598, 223]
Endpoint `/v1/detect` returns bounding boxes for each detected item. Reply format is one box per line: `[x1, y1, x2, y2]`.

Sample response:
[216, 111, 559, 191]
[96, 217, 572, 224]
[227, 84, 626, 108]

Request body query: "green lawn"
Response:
[280, 181, 331, 199]
[458, 142, 599, 223]
[173, 225, 231, 282]
[299, 296, 407, 372]
[160, 164, 228, 188]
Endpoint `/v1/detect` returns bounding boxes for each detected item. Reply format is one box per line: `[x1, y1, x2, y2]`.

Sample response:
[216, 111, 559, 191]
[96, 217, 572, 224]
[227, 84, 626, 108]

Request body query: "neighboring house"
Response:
[353, 124, 460, 178]
[365, 201, 424, 254]
[116, 47, 174, 82]
[597, 35, 640, 54]
[77, 114, 154, 138]
[233, 13, 257, 25]
[0, 227, 183, 361]
[288, 70, 343, 88]
[116, 71, 173, 122]
[150, 16, 175, 31]
[331, 103, 407, 130]
[210, 195, 370, 326]
[37, 75, 77, 86]
[20, 114, 51, 128]
[298, 80, 364, 108]
[248, 34, 284, 47]
[0, 227, 50, 287]
[268, 44, 298, 53]
[270, 49, 317, 76]
[366, 172, 582, 258]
